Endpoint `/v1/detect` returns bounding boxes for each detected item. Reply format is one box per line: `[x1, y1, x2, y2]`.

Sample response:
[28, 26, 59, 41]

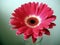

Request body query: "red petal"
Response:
[39, 30, 43, 37]
[22, 4, 30, 15]
[32, 35, 37, 43]
[38, 3, 44, 14]
[14, 8, 21, 15]
[34, 2, 39, 14]
[38, 3, 54, 20]
[24, 34, 31, 40]
[24, 28, 32, 35]
[33, 29, 39, 38]
[41, 15, 56, 29]
[45, 17, 55, 23]
[47, 15, 56, 21]
[30, 2, 38, 14]
[42, 15, 56, 25]
[10, 19, 24, 29]
[43, 29, 50, 35]
[49, 23, 56, 28]
[40, 4, 48, 16]
[16, 26, 27, 35]
[46, 9, 53, 17]
[43, 23, 49, 29]
[24, 28, 32, 40]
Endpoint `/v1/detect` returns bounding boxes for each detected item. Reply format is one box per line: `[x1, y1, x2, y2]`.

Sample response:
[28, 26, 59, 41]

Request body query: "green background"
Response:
[0, 0, 60, 45]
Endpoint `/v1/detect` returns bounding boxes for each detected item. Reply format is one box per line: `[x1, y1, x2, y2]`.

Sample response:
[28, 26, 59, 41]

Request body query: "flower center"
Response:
[27, 17, 39, 26]
[30, 20, 35, 24]
[24, 15, 41, 28]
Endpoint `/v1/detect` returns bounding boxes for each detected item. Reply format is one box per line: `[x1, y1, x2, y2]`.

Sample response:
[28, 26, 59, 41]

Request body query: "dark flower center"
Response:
[27, 17, 39, 26]
[30, 20, 35, 24]
[24, 15, 41, 28]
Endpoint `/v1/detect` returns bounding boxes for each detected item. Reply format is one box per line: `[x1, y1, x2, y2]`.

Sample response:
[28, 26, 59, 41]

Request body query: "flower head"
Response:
[10, 2, 56, 43]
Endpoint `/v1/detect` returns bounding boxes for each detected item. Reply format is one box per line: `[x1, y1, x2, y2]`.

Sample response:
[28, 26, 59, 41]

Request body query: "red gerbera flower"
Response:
[10, 2, 56, 43]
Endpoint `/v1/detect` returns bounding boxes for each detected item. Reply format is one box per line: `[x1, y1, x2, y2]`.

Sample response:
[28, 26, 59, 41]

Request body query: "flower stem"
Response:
[35, 37, 43, 45]
[24, 37, 43, 45]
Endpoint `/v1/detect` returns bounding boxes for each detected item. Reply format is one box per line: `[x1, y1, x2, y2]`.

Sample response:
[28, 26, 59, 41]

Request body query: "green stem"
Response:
[24, 37, 43, 45]
[35, 37, 43, 45]
[24, 40, 26, 45]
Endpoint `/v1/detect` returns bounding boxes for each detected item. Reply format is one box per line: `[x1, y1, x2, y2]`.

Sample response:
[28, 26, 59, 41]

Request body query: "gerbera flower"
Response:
[10, 2, 56, 43]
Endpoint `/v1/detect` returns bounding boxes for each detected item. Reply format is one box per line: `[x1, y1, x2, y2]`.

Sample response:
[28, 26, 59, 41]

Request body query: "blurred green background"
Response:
[0, 0, 60, 45]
